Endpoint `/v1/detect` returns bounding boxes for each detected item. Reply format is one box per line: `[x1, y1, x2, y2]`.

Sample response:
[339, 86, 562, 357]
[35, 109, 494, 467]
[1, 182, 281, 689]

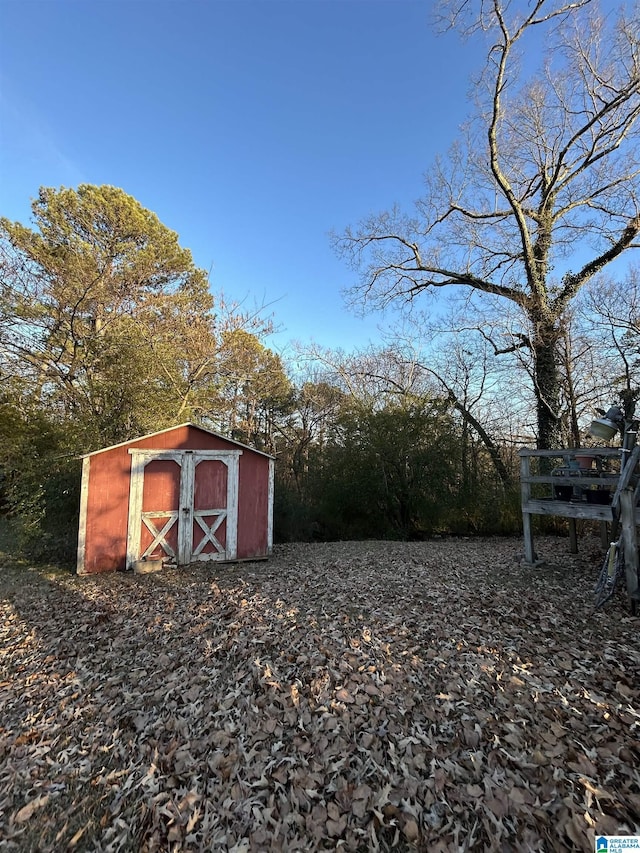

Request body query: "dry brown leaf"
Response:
[14, 795, 49, 823]
[326, 816, 347, 837]
[403, 817, 420, 841]
[335, 687, 355, 703]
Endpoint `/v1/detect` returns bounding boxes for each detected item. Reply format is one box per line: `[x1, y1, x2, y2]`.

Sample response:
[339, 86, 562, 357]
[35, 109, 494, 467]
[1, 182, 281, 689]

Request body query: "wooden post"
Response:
[619, 428, 639, 609]
[76, 456, 91, 575]
[520, 453, 536, 563]
[599, 521, 609, 550]
[620, 489, 639, 605]
[568, 519, 578, 554]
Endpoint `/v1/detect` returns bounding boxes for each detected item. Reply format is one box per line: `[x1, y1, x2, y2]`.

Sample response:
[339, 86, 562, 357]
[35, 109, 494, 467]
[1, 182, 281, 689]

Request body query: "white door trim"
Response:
[76, 456, 91, 575]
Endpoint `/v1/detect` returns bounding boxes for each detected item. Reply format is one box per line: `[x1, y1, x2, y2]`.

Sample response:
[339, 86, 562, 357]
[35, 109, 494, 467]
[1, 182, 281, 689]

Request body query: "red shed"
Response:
[76, 423, 274, 575]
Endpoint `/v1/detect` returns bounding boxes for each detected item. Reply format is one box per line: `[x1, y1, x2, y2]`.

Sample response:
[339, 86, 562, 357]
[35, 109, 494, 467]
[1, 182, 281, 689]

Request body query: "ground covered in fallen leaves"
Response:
[1, 536, 639, 852]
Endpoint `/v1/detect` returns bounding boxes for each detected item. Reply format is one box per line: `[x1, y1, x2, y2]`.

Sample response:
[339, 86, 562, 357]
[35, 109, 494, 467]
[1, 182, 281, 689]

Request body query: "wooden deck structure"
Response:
[520, 440, 640, 607]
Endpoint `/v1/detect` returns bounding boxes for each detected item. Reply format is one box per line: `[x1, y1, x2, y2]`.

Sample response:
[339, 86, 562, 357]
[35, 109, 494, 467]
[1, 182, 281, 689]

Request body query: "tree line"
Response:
[0, 182, 636, 561]
[1, 0, 638, 563]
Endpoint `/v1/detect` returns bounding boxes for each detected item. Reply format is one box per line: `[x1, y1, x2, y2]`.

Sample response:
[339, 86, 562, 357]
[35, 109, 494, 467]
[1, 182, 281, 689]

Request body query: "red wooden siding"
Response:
[237, 450, 271, 557]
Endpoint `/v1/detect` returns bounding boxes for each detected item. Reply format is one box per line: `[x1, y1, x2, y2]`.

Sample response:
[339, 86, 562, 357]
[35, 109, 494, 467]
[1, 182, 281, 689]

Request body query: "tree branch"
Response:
[554, 214, 640, 310]
[353, 234, 531, 308]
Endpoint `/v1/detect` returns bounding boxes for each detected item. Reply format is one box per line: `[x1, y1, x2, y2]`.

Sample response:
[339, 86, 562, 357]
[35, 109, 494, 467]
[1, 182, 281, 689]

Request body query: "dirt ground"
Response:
[1, 536, 639, 851]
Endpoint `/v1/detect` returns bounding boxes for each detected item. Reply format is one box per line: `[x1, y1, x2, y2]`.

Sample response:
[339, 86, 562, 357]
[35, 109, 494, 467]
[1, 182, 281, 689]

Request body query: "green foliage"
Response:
[0, 184, 214, 447]
[0, 399, 81, 563]
[273, 382, 523, 543]
[213, 329, 294, 451]
[305, 399, 462, 540]
[0, 184, 291, 562]
[272, 476, 316, 543]
[2, 184, 207, 300]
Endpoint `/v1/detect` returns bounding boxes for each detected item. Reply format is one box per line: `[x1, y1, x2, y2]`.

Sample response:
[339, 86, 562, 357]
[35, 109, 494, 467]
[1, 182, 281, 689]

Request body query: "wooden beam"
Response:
[522, 499, 613, 521]
[620, 489, 639, 606]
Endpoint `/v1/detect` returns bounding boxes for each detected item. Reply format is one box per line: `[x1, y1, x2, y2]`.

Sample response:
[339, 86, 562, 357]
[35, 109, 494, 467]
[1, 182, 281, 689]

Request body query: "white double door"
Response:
[126, 448, 241, 568]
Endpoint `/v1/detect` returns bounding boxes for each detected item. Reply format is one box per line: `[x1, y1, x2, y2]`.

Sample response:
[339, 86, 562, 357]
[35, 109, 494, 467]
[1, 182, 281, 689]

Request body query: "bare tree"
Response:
[335, 0, 640, 448]
[302, 331, 516, 485]
[579, 266, 640, 397]
[390, 324, 518, 486]
[274, 376, 345, 495]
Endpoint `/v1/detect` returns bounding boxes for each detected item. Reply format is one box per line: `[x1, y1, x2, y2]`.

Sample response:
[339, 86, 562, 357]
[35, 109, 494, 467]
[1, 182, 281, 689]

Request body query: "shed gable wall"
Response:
[79, 425, 272, 574]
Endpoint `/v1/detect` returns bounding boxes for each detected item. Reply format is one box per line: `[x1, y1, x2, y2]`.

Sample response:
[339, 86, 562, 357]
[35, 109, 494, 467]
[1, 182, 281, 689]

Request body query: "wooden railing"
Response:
[519, 444, 640, 606]
[520, 447, 623, 514]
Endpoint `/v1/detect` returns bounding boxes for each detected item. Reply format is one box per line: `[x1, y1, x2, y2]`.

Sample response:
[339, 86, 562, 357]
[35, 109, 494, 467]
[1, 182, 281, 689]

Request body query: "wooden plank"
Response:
[523, 499, 613, 521]
[520, 454, 531, 504]
[523, 511, 536, 563]
[76, 456, 91, 575]
[178, 452, 194, 564]
[523, 498, 640, 525]
[129, 448, 241, 462]
[520, 454, 536, 563]
[519, 448, 622, 459]
[126, 454, 146, 570]
[225, 453, 240, 561]
[519, 449, 572, 458]
[267, 458, 275, 555]
[611, 444, 640, 510]
[523, 474, 619, 486]
[141, 513, 179, 559]
[191, 511, 226, 558]
[620, 489, 640, 604]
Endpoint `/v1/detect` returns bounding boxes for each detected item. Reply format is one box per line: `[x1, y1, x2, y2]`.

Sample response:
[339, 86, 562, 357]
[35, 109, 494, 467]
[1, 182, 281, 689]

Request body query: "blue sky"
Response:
[0, 0, 477, 352]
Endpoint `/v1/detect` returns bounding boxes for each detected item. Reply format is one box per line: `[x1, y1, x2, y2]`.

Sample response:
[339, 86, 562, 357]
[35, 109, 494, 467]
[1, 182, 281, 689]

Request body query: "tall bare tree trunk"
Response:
[532, 323, 563, 451]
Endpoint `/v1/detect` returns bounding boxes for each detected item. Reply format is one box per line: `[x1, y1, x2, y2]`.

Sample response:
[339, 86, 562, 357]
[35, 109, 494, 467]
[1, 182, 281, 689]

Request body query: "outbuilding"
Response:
[76, 423, 274, 575]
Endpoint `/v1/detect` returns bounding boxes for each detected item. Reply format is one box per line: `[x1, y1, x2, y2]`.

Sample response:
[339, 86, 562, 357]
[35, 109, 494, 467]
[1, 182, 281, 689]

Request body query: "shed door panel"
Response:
[191, 459, 228, 560]
[140, 459, 180, 561]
